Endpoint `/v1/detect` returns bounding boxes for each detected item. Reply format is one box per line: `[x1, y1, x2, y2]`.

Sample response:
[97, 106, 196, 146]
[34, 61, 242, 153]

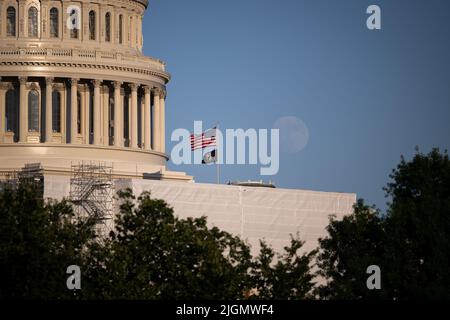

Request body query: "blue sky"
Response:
[143, 0, 450, 211]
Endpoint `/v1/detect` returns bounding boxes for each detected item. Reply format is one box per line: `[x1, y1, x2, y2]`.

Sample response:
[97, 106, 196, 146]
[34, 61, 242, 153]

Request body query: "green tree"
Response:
[383, 148, 450, 299]
[316, 148, 450, 300]
[250, 235, 316, 300]
[0, 180, 96, 299]
[316, 199, 388, 299]
[82, 189, 253, 299]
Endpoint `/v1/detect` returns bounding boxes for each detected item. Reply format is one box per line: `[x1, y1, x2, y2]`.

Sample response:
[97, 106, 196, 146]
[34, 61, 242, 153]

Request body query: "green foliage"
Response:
[250, 235, 316, 300]
[0, 180, 96, 299]
[2, 147, 448, 300]
[383, 148, 450, 299]
[0, 183, 315, 300]
[316, 199, 388, 299]
[317, 148, 450, 299]
[83, 189, 253, 299]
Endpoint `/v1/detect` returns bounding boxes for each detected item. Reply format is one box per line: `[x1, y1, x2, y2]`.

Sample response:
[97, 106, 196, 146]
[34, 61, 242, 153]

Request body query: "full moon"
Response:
[273, 116, 309, 154]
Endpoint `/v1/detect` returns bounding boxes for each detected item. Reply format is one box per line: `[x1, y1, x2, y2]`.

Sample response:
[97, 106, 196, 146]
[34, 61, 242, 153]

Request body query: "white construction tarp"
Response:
[44, 176, 356, 255]
[115, 179, 356, 255]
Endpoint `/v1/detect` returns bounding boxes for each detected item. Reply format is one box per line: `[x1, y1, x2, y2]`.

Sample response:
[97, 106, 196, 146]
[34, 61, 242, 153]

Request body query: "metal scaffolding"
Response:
[69, 161, 113, 228]
[0, 163, 44, 196]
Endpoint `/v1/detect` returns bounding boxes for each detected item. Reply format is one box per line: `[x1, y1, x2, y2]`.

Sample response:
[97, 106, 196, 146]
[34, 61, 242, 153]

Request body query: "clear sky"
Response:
[143, 0, 450, 211]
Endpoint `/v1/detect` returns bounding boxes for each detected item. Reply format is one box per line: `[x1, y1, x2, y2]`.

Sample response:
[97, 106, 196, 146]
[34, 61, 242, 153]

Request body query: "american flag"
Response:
[190, 127, 217, 151]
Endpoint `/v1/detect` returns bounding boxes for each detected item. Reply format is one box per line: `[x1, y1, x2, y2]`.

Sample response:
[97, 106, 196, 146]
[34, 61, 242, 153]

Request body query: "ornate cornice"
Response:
[0, 61, 170, 83]
[132, 0, 149, 8]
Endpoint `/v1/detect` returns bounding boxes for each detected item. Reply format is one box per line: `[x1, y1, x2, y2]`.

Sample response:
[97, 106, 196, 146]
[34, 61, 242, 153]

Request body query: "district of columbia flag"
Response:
[190, 127, 217, 151]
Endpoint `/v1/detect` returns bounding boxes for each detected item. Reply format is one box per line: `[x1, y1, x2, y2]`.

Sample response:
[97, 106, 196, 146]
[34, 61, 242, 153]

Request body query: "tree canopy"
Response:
[317, 148, 450, 299]
[0, 148, 449, 299]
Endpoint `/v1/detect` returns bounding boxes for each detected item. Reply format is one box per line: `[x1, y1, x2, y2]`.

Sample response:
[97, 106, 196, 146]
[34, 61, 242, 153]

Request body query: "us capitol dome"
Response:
[0, 0, 190, 180]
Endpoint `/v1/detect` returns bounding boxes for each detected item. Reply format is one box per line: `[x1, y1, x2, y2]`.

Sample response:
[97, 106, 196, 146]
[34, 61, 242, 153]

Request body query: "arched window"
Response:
[119, 14, 123, 44]
[89, 10, 96, 40]
[50, 8, 58, 38]
[5, 88, 18, 134]
[52, 90, 61, 133]
[28, 7, 38, 38]
[28, 90, 40, 132]
[77, 92, 82, 134]
[105, 13, 111, 42]
[7, 7, 16, 37]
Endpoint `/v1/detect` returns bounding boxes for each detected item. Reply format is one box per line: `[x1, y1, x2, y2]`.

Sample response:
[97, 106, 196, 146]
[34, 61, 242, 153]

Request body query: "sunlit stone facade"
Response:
[0, 0, 190, 180]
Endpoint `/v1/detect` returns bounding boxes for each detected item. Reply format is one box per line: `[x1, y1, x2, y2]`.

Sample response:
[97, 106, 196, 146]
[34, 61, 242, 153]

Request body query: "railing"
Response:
[0, 47, 166, 72]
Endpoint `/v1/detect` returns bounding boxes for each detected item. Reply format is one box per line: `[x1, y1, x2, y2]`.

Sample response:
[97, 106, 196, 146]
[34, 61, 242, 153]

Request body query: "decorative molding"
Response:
[45, 77, 54, 86]
[77, 83, 88, 92]
[0, 82, 14, 90]
[152, 87, 162, 96]
[27, 82, 40, 90]
[113, 81, 122, 89]
[19, 76, 27, 85]
[92, 79, 102, 87]
[0, 61, 170, 83]
[53, 83, 65, 90]
[129, 83, 138, 91]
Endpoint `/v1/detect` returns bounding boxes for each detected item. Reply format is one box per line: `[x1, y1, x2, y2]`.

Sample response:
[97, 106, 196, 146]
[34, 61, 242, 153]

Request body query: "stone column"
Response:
[78, 85, 86, 144]
[113, 81, 123, 147]
[160, 91, 166, 154]
[45, 77, 53, 143]
[144, 86, 151, 150]
[130, 83, 138, 148]
[84, 86, 90, 144]
[60, 86, 67, 143]
[93, 79, 101, 145]
[19, 76, 27, 143]
[70, 79, 78, 143]
[152, 88, 161, 152]
[0, 81, 5, 142]
[103, 85, 109, 145]
[140, 94, 145, 149]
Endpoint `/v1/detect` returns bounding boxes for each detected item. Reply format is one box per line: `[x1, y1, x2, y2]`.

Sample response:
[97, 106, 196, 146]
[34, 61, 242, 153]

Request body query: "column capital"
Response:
[45, 77, 54, 86]
[92, 79, 102, 88]
[0, 82, 13, 90]
[113, 81, 122, 89]
[143, 86, 151, 95]
[19, 77, 27, 85]
[152, 87, 162, 96]
[70, 78, 79, 86]
[129, 83, 138, 91]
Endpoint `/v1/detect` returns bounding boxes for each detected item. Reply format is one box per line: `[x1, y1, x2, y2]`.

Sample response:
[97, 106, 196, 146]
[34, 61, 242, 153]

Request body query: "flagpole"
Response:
[216, 123, 220, 185]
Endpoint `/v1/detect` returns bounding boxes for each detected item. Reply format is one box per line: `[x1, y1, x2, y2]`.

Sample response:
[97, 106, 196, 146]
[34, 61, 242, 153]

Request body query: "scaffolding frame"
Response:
[69, 161, 114, 228]
[0, 163, 44, 196]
